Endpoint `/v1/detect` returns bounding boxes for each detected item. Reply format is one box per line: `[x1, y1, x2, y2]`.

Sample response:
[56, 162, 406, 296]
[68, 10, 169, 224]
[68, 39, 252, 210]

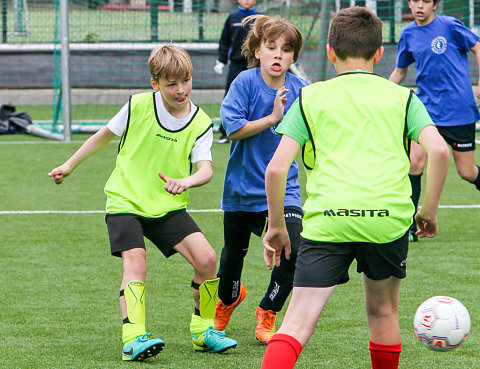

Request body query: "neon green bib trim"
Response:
[104, 92, 212, 218]
[300, 72, 414, 243]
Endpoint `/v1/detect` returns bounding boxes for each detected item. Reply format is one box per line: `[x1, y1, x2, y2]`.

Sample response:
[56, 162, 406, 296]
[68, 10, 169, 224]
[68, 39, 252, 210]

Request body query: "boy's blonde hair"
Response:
[242, 15, 303, 68]
[148, 45, 193, 82]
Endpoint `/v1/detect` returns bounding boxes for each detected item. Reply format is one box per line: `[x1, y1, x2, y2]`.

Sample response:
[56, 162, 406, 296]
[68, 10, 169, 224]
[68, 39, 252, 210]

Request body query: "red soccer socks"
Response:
[260, 333, 303, 369]
[369, 340, 402, 369]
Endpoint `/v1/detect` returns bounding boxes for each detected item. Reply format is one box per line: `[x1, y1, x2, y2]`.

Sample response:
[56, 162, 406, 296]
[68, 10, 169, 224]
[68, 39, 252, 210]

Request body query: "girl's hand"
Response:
[271, 86, 289, 123]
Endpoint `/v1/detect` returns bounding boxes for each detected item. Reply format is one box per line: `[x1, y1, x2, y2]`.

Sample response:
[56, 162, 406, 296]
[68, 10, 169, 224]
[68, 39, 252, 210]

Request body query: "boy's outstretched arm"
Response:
[415, 125, 450, 238]
[158, 160, 213, 195]
[263, 135, 301, 269]
[48, 126, 116, 184]
[388, 67, 408, 84]
[470, 41, 480, 103]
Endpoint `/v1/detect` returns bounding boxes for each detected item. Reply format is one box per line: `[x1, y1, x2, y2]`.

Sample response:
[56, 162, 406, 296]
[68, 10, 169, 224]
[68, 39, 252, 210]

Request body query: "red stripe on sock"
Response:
[261, 334, 303, 369]
[369, 340, 402, 369]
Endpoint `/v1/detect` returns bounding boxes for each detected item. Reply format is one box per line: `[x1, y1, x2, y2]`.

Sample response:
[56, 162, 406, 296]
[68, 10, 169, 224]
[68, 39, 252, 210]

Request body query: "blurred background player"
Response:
[48, 45, 236, 362]
[213, 0, 259, 144]
[389, 0, 480, 241]
[260, 7, 450, 369]
[214, 15, 308, 344]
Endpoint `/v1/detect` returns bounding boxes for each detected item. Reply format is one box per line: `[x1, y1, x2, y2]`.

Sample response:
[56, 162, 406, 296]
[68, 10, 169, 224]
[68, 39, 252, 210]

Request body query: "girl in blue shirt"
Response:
[213, 15, 308, 344]
[390, 0, 480, 240]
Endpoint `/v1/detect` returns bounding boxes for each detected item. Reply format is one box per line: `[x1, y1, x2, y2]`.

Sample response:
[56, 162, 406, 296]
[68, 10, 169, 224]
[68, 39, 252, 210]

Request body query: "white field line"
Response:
[0, 209, 224, 214]
[0, 140, 119, 145]
[1, 137, 479, 145]
[0, 206, 478, 215]
[1, 140, 479, 214]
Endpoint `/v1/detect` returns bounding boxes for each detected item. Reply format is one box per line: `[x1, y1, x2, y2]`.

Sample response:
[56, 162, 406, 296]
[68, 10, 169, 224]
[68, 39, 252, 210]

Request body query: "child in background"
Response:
[260, 7, 449, 368]
[389, 0, 480, 241]
[214, 15, 308, 344]
[214, 0, 259, 143]
[48, 45, 236, 362]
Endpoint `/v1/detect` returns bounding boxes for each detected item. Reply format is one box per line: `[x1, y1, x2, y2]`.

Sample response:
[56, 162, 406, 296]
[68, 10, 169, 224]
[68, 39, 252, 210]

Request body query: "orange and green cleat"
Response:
[255, 306, 277, 344]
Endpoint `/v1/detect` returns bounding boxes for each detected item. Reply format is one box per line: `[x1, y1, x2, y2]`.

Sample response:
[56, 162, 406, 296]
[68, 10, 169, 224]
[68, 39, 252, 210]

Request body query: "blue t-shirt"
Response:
[396, 16, 480, 126]
[220, 68, 309, 212]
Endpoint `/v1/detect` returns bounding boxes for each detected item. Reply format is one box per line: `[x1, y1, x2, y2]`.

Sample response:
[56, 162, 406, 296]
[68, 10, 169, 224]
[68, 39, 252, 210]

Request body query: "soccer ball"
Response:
[413, 296, 471, 351]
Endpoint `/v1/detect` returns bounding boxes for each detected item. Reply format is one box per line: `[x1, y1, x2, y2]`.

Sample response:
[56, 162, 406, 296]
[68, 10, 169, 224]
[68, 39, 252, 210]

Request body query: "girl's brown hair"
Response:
[242, 15, 303, 68]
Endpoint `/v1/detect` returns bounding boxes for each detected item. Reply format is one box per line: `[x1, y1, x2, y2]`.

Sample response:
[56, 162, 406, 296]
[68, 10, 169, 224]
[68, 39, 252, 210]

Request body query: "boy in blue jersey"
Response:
[48, 45, 236, 362]
[213, 15, 308, 344]
[260, 7, 450, 369]
[389, 0, 480, 241]
[213, 0, 259, 143]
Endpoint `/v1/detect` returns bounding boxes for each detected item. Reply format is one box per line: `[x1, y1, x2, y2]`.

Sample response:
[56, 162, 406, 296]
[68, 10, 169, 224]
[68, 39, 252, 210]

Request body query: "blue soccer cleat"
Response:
[192, 327, 237, 353]
[408, 230, 418, 242]
[122, 333, 165, 361]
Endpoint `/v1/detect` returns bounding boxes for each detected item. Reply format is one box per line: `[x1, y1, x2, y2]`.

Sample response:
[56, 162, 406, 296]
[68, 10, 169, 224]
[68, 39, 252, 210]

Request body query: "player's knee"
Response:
[409, 159, 425, 174]
[366, 302, 397, 320]
[220, 246, 246, 267]
[279, 253, 296, 272]
[132, 260, 147, 276]
[205, 249, 218, 271]
[196, 249, 217, 274]
[456, 166, 476, 182]
[122, 249, 147, 278]
[124, 262, 147, 280]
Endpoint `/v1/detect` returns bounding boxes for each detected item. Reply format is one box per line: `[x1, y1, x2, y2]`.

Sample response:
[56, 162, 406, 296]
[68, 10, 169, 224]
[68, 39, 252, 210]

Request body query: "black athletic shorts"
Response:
[105, 209, 201, 258]
[223, 206, 303, 237]
[437, 123, 476, 152]
[293, 231, 409, 288]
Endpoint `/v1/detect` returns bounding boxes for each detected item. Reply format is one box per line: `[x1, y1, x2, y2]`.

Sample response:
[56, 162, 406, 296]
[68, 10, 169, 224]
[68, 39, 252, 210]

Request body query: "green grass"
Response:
[16, 104, 222, 126]
[0, 133, 479, 368]
[5, 5, 407, 45]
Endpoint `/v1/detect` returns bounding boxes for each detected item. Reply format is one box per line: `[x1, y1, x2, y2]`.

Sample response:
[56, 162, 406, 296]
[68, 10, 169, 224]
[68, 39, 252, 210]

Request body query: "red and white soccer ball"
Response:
[413, 296, 471, 351]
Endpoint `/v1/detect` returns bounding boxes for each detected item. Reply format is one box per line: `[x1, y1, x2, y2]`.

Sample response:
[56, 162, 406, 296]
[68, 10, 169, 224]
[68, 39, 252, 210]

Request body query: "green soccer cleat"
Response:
[122, 333, 165, 361]
[192, 327, 237, 353]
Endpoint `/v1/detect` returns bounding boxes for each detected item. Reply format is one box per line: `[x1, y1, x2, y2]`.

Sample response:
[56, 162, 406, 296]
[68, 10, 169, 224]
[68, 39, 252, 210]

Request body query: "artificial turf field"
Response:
[0, 132, 478, 368]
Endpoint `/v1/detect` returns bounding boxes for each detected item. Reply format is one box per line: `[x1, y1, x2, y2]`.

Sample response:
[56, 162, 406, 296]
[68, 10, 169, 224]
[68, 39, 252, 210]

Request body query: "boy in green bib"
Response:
[48, 45, 236, 362]
[259, 7, 450, 369]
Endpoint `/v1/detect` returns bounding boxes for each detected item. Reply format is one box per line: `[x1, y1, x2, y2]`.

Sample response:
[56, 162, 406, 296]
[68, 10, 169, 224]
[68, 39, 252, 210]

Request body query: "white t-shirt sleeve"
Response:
[191, 127, 213, 163]
[106, 102, 129, 136]
[109, 94, 212, 162]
